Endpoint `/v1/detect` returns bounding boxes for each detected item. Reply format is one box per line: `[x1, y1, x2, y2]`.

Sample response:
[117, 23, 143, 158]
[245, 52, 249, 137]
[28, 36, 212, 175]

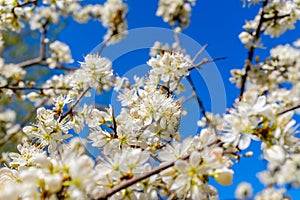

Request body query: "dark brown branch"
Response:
[96, 139, 219, 200]
[19, 60, 78, 70]
[186, 75, 210, 123]
[0, 85, 71, 91]
[278, 103, 300, 115]
[111, 106, 118, 138]
[238, 0, 269, 101]
[263, 14, 291, 22]
[59, 87, 91, 122]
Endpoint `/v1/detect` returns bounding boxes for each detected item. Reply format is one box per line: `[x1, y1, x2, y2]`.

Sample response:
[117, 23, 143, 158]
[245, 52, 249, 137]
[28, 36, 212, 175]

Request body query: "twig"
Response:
[238, 0, 269, 101]
[96, 139, 219, 200]
[189, 56, 227, 70]
[278, 103, 300, 115]
[19, 60, 78, 70]
[0, 85, 71, 91]
[111, 106, 118, 138]
[97, 36, 112, 55]
[263, 14, 290, 22]
[172, 26, 182, 50]
[191, 44, 208, 63]
[18, 57, 43, 69]
[186, 75, 210, 123]
[59, 87, 91, 122]
[19, 21, 48, 69]
[181, 93, 196, 105]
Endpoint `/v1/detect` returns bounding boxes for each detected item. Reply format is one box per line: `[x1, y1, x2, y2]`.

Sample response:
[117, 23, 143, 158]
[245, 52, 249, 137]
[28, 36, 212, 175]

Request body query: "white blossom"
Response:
[156, 0, 196, 28]
[235, 182, 253, 199]
[46, 40, 73, 69]
[148, 51, 192, 92]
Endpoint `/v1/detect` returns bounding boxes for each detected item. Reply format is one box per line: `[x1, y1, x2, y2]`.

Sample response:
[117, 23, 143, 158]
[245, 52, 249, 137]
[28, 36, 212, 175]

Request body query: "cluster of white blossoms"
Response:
[263, 0, 300, 38]
[100, 0, 128, 43]
[149, 41, 183, 57]
[1, 0, 300, 199]
[156, 0, 196, 28]
[88, 78, 182, 153]
[147, 51, 192, 92]
[232, 40, 300, 109]
[239, 0, 300, 48]
[0, 60, 26, 83]
[159, 130, 233, 199]
[76, 54, 114, 92]
[22, 105, 72, 152]
[232, 0, 300, 198]
[46, 40, 73, 69]
[0, 139, 99, 199]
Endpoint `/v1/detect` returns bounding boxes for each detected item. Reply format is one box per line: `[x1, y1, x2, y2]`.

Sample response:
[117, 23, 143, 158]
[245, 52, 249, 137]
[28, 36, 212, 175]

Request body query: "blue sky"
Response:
[57, 0, 300, 199]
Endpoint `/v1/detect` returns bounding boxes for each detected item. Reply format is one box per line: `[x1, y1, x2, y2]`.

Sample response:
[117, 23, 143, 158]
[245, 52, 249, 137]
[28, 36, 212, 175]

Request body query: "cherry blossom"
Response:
[1, 0, 300, 199]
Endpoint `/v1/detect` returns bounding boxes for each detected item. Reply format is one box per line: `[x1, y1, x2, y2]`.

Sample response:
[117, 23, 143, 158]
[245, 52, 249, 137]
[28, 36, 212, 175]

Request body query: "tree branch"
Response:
[0, 85, 71, 92]
[188, 56, 227, 70]
[238, 0, 269, 101]
[191, 44, 208, 63]
[96, 139, 220, 200]
[19, 20, 48, 69]
[59, 87, 91, 122]
[278, 103, 300, 115]
[186, 75, 209, 123]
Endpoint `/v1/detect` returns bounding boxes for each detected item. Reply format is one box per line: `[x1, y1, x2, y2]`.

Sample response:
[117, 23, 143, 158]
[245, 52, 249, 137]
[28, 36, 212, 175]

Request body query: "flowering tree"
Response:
[0, 0, 300, 199]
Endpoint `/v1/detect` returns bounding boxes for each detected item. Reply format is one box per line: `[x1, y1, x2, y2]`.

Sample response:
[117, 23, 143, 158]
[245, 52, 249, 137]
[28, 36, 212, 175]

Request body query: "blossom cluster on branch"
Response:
[0, 0, 300, 199]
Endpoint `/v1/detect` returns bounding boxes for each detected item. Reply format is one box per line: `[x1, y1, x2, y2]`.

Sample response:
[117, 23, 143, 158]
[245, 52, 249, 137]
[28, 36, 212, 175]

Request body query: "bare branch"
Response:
[180, 92, 196, 105]
[0, 85, 71, 91]
[192, 44, 208, 63]
[186, 75, 210, 123]
[189, 56, 227, 70]
[19, 21, 48, 69]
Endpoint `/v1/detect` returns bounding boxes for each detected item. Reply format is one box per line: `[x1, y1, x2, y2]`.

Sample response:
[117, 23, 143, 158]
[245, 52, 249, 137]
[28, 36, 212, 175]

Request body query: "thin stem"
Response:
[238, 0, 269, 101]
[18, 57, 43, 69]
[191, 44, 208, 63]
[278, 103, 300, 115]
[189, 56, 227, 70]
[19, 21, 48, 69]
[181, 93, 196, 105]
[20, 60, 78, 70]
[172, 26, 182, 50]
[97, 36, 112, 55]
[186, 75, 210, 123]
[111, 106, 118, 138]
[96, 139, 219, 199]
[0, 85, 71, 91]
[59, 87, 91, 122]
